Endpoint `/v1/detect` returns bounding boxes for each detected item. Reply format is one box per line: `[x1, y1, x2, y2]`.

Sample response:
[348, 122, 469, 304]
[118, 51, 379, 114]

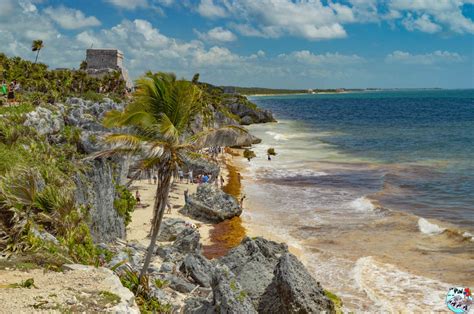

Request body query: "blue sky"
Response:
[0, 0, 473, 89]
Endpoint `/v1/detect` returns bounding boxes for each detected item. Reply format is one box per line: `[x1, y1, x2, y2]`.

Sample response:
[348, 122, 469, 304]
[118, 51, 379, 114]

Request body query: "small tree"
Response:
[79, 60, 87, 70]
[267, 148, 277, 156]
[243, 148, 256, 162]
[31, 40, 44, 64]
[192, 73, 200, 84]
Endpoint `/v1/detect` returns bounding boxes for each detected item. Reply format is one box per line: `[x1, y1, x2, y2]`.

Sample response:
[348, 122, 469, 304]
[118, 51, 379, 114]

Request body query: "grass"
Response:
[0, 102, 35, 115]
[8, 278, 37, 289]
[99, 291, 121, 304]
[325, 289, 343, 313]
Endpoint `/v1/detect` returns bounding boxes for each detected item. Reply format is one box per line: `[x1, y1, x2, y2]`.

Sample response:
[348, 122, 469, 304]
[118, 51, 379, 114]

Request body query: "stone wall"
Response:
[86, 49, 123, 70]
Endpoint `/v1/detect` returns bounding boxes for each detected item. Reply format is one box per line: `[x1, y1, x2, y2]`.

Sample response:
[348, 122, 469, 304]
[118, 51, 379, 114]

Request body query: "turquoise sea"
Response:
[242, 90, 474, 311]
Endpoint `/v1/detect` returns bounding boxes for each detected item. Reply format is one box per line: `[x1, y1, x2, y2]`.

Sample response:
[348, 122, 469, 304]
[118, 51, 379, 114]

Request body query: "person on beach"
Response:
[268, 154, 272, 161]
[220, 175, 225, 188]
[166, 201, 172, 214]
[178, 169, 184, 182]
[184, 189, 189, 204]
[135, 190, 141, 205]
[153, 174, 157, 185]
[188, 170, 193, 184]
[240, 194, 246, 207]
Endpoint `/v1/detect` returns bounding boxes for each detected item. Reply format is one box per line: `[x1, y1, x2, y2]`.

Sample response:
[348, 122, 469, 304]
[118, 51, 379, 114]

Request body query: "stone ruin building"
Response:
[85, 49, 133, 89]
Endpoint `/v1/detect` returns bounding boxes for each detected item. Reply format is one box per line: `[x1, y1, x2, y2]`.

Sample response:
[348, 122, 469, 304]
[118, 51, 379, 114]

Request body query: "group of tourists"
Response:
[1, 80, 20, 103]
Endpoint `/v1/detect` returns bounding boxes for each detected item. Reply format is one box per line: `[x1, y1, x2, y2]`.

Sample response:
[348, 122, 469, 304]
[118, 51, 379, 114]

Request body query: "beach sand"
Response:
[126, 179, 212, 246]
[126, 150, 304, 260]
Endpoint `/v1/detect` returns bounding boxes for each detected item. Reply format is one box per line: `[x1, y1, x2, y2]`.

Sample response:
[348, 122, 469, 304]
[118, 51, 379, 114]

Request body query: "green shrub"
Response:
[243, 149, 256, 161]
[0, 103, 34, 115]
[114, 185, 136, 226]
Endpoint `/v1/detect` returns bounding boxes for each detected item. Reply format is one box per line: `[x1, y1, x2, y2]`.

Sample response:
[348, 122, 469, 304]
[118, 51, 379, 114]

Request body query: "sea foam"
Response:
[418, 218, 445, 235]
[350, 197, 375, 212]
[265, 131, 288, 141]
[353, 256, 450, 312]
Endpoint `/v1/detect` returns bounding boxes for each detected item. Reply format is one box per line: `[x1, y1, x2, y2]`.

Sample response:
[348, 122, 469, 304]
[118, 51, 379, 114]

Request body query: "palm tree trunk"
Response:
[139, 166, 172, 281]
[34, 50, 40, 64]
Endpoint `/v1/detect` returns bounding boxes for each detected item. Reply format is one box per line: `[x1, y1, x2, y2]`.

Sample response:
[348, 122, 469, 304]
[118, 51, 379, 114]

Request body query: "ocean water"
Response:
[241, 90, 474, 311]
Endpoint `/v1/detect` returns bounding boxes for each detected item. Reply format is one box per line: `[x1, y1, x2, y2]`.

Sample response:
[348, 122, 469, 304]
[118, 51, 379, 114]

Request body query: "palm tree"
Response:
[31, 40, 44, 64]
[97, 72, 244, 280]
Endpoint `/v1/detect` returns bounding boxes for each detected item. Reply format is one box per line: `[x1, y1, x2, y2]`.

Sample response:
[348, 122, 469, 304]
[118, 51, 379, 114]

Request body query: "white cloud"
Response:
[224, 0, 351, 40]
[389, 0, 474, 34]
[197, 0, 227, 18]
[104, 0, 148, 10]
[386, 50, 465, 65]
[402, 13, 441, 33]
[44, 6, 101, 29]
[196, 27, 237, 42]
[280, 50, 365, 65]
[194, 0, 474, 39]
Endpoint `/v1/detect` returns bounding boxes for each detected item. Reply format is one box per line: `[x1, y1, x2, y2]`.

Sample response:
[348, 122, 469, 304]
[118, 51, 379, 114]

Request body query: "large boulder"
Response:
[65, 97, 124, 131]
[157, 228, 202, 262]
[223, 97, 276, 124]
[24, 107, 64, 135]
[180, 253, 215, 287]
[157, 218, 187, 242]
[184, 157, 220, 182]
[180, 185, 242, 223]
[258, 253, 335, 313]
[218, 237, 288, 308]
[211, 265, 257, 313]
[199, 127, 262, 147]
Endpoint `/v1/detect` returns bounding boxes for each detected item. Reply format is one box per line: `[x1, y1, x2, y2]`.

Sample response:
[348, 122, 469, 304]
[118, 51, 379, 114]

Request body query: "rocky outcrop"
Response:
[65, 97, 124, 131]
[180, 184, 242, 223]
[157, 228, 202, 262]
[218, 237, 288, 308]
[223, 97, 276, 125]
[157, 218, 187, 241]
[196, 127, 261, 148]
[184, 157, 220, 181]
[210, 265, 257, 313]
[62, 264, 139, 313]
[180, 253, 215, 288]
[74, 158, 126, 243]
[24, 107, 64, 135]
[259, 253, 335, 313]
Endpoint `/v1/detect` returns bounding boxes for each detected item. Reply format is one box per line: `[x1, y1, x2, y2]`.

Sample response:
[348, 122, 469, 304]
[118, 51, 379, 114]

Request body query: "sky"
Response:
[0, 0, 473, 89]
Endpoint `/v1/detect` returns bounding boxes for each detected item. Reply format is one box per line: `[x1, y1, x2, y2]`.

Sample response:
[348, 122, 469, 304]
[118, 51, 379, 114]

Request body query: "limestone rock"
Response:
[180, 253, 215, 287]
[157, 218, 187, 242]
[74, 158, 126, 242]
[180, 184, 242, 223]
[223, 98, 276, 124]
[258, 253, 335, 313]
[62, 264, 139, 313]
[211, 265, 257, 313]
[218, 237, 288, 308]
[24, 107, 64, 135]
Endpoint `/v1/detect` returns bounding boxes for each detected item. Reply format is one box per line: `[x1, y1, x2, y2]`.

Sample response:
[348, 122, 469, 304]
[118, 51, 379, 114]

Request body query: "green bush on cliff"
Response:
[114, 185, 137, 226]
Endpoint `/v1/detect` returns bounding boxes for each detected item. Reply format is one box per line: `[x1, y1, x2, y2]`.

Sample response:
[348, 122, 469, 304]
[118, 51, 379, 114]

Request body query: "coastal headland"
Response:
[0, 53, 338, 313]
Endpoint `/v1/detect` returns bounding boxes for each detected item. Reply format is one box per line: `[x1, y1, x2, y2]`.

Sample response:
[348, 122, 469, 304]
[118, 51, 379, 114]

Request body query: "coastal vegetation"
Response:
[0, 52, 337, 313]
[0, 53, 126, 106]
[243, 148, 256, 161]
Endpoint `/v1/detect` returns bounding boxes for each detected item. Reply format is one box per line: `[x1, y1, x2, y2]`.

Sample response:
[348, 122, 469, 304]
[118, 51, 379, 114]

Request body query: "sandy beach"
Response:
[126, 149, 305, 260]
